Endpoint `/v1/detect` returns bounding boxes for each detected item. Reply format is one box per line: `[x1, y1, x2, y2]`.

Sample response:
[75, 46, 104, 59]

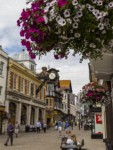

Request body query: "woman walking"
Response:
[15, 121, 19, 138]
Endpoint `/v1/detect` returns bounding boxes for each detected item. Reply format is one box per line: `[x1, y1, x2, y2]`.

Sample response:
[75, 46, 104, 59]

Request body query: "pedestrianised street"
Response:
[0, 127, 105, 150]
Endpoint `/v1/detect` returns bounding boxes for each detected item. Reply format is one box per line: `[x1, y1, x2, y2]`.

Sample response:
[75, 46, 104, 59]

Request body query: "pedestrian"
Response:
[55, 121, 58, 130]
[43, 122, 47, 133]
[36, 120, 41, 133]
[58, 120, 62, 136]
[4, 122, 14, 146]
[15, 121, 19, 138]
[65, 121, 70, 133]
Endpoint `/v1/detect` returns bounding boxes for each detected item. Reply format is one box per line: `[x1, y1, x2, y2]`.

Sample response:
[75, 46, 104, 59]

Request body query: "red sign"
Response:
[96, 114, 102, 124]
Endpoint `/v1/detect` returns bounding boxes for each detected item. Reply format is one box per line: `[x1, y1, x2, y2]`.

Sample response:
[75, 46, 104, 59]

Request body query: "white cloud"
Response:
[35, 53, 89, 94]
[0, 0, 89, 94]
[0, 0, 26, 49]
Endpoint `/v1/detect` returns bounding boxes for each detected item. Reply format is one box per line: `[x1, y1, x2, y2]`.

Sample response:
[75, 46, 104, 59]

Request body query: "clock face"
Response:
[49, 72, 56, 80]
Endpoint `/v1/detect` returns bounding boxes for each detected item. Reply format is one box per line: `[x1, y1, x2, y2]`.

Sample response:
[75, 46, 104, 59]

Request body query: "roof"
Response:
[60, 80, 72, 92]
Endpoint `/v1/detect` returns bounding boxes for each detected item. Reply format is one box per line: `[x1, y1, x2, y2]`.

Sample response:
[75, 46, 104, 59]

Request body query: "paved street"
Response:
[0, 127, 105, 150]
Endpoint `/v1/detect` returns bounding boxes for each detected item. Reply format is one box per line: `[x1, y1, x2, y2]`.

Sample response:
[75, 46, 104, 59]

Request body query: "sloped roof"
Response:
[60, 80, 72, 92]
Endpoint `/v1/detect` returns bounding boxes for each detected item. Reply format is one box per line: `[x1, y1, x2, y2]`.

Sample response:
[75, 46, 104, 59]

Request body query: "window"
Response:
[0, 86, 2, 99]
[46, 84, 54, 91]
[0, 62, 4, 75]
[31, 64, 34, 72]
[27, 81, 30, 95]
[31, 83, 34, 96]
[46, 99, 48, 105]
[20, 78, 24, 93]
[13, 74, 17, 90]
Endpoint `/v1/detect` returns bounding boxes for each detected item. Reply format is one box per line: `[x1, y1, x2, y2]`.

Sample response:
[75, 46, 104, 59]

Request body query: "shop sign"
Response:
[96, 114, 102, 124]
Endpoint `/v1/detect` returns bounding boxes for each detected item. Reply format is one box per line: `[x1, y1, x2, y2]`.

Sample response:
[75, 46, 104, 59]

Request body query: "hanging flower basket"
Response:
[17, 0, 113, 60]
[80, 82, 111, 106]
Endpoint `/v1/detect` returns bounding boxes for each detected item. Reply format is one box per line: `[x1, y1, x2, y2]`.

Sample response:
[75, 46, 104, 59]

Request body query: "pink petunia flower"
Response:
[57, 0, 68, 7]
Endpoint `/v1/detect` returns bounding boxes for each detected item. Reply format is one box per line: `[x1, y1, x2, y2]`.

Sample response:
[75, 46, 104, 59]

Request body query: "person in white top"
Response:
[36, 121, 41, 133]
[15, 121, 19, 138]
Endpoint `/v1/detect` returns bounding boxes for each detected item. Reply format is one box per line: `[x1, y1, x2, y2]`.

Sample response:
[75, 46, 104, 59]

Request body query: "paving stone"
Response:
[0, 127, 105, 150]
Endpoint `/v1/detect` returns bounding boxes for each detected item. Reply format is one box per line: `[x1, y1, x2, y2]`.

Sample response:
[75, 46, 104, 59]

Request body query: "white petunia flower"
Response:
[94, 11, 103, 19]
[50, 0, 57, 7]
[44, 6, 49, 13]
[97, 1, 103, 6]
[76, 11, 83, 18]
[98, 23, 104, 30]
[73, 22, 78, 28]
[56, 16, 62, 22]
[108, 2, 113, 8]
[88, 5, 94, 12]
[73, 16, 79, 22]
[72, 0, 78, 6]
[64, 9, 70, 18]
[46, 3, 51, 8]
[74, 33, 81, 38]
[50, 8, 56, 17]
[58, 18, 66, 26]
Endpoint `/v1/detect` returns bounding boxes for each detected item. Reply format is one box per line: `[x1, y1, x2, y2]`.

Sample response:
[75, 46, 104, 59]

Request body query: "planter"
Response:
[91, 133, 103, 139]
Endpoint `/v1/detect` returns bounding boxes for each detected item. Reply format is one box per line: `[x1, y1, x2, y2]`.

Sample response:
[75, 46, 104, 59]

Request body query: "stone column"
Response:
[16, 102, 22, 124]
[26, 105, 31, 125]
[35, 107, 39, 124]
[43, 109, 46, 123]
[5, 100, 9, 113]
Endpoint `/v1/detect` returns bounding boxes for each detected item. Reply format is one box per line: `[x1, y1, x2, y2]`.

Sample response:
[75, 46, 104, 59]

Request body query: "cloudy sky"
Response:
[0, 0, 89, 94]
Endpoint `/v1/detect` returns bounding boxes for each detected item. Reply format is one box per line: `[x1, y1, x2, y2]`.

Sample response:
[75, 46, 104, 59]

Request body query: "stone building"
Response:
[59, 80, 76, 121]
[0, 47, 8, 134]
[5, 50, 46, 131]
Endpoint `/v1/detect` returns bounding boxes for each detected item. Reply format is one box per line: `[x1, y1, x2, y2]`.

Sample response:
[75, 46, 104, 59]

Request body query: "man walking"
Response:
[4, 122, 14, 146]
[36, 120, 41, 133]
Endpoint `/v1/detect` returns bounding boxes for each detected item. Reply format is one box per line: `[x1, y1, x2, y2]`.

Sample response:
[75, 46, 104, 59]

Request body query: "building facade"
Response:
[89, 53, 113, 143]
[0, 47, 8, 134]
[4, 51, 46, 132]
